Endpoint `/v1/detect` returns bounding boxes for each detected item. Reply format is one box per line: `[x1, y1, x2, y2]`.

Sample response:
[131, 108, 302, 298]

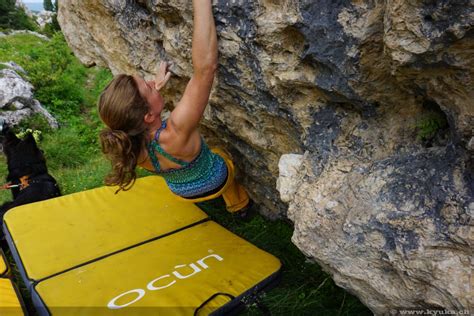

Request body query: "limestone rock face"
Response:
[58, 0, 473, 314]
[0, 64, 58, 129]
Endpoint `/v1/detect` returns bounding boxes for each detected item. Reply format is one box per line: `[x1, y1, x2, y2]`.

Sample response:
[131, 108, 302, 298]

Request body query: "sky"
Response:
[23, 0, 43, 3]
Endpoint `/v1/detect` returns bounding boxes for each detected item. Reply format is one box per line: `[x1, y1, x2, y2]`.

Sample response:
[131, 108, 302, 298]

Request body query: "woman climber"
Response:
[97, 0, 250, 215]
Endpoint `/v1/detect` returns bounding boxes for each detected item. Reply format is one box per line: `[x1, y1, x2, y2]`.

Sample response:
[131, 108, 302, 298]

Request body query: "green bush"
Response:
[42, 13, 61, 37]
[416, 112, 447, 141]
[17, 113, 53, 134]
[0, 33, 45, 63]
[0, 33, 88, 119]
[0, 0, 38, 31]
[85, 67, 113, 105]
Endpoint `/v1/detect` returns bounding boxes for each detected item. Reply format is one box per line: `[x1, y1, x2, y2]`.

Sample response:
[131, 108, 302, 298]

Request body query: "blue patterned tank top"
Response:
[146, 120, 228, 198]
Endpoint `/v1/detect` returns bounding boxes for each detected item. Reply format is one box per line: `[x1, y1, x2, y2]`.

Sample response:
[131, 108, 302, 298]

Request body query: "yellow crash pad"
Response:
[3, 176, 208, 283]
[0, 278, 25, 316]
[0, 248, 8, 277]
[34, 221, 281, 316]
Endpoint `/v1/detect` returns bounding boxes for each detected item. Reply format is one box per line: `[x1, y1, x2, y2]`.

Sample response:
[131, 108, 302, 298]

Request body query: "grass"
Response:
[0, 32, 372, 315]
[0, 33, 45, 59]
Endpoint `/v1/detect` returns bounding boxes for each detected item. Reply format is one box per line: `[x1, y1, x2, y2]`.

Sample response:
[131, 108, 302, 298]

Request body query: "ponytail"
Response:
[98, 74, 149, 192]
[99, 128, 144, 191]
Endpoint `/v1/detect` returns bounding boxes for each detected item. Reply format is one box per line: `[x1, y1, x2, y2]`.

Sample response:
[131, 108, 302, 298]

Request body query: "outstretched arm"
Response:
[169, 0, 218, 136]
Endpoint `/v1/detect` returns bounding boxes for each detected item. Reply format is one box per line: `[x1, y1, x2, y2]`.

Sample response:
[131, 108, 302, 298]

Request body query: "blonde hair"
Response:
[98, 74, 149, 192]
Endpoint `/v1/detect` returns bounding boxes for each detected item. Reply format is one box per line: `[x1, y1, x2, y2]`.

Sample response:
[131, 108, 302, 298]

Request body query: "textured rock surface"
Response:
[58, 0, 473, 314]
[0, 65, 58, 128]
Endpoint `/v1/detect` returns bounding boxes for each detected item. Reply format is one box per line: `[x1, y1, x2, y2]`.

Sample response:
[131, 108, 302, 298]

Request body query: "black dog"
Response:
[0, 123, 61, 230]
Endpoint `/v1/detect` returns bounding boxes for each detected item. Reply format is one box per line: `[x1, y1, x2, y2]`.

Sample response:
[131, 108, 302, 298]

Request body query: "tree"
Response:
[0, 0, 16, 25]
[47, 0, 61, 34]
[0, 0, 37, 31]
[44, 0, 53, 12]
[43, 13, 61, 35]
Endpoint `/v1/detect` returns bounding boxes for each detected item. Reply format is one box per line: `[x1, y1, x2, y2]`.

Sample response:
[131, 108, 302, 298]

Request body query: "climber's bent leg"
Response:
[210, 148, 249, 213]
[221, 177, 250, 213]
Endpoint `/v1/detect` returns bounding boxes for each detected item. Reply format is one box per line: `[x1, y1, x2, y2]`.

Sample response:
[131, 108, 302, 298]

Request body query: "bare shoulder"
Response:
[160, 118, 201, 159]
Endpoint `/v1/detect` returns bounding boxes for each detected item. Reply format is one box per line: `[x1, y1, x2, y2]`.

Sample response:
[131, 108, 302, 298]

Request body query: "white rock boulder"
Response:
[0, 65, 58, 129]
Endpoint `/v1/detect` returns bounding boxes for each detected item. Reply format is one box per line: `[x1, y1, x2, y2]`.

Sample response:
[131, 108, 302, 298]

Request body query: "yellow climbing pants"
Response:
[172, 148, 250, 213]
